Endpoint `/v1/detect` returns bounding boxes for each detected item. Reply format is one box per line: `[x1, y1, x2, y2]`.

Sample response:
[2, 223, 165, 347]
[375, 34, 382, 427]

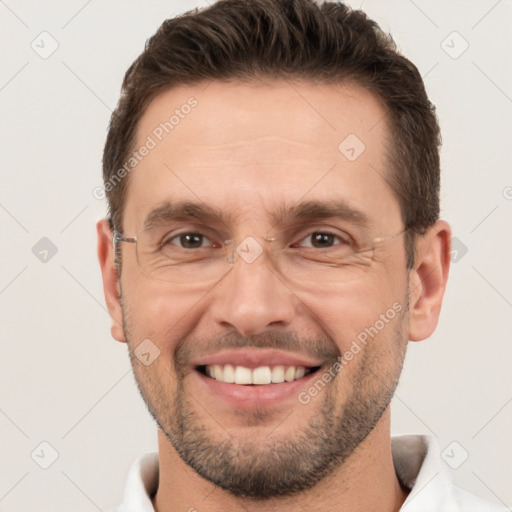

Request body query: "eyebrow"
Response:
[143, 199, 370, 231]
[272, 200, 369, 228]
[143, 201, 232, 230]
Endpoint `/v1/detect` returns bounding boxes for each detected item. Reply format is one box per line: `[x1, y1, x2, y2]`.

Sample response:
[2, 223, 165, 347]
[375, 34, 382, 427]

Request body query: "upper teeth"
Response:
[205, 364, 308, 385]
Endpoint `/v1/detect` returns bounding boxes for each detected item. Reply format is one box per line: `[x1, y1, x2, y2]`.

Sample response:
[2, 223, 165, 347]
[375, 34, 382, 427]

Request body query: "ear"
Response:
[96, 219, 126, 343]
[408, 219, 451, 342]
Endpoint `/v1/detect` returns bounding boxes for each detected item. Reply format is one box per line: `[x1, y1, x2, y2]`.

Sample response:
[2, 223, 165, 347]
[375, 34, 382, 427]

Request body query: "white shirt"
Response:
[111, 435, 508, 511]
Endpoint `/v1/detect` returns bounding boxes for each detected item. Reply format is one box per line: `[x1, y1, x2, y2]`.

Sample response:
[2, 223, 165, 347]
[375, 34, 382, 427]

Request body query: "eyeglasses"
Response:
[113, 224, 407, 288]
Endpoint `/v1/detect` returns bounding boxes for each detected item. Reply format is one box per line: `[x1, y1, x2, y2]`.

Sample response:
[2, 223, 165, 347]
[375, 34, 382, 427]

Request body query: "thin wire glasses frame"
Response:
[112, 224, 409, 286]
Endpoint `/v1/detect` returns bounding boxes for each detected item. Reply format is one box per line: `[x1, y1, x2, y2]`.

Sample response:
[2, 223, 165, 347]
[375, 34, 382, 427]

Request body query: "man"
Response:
[97, 0, 506, 510]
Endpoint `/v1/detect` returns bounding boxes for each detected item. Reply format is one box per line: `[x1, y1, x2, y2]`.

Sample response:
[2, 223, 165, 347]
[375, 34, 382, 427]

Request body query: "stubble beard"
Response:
[122, 299, 409, 499]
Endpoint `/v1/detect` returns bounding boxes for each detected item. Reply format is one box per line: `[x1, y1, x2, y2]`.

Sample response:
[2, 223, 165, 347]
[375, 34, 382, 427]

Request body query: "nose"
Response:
[209, 244, 297, 336]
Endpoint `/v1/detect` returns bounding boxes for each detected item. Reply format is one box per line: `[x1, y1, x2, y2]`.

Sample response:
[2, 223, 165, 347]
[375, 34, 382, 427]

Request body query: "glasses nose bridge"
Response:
[226, 234, 279, 267]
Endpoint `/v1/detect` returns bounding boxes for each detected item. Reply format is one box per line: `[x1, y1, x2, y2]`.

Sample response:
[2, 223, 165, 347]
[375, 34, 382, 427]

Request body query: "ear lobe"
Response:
[96, 219, 126, 343]
[408, 220, 451, 342]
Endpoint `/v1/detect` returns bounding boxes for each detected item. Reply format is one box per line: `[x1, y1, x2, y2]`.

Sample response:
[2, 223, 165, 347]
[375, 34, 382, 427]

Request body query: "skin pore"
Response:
[98, 79, 451, 512]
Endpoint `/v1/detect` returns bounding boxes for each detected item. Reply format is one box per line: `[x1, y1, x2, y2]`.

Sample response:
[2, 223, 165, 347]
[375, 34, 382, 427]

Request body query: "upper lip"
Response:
[193, 348, 324, 369]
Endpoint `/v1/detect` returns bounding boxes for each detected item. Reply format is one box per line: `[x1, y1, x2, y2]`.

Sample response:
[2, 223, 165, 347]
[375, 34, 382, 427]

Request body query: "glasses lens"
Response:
[135, 227, 232, 284]
[132, 225, 401, 286]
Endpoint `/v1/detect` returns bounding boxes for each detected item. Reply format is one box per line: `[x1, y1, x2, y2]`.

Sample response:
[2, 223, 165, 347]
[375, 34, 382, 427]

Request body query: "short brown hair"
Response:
[103, 0, 441, 268]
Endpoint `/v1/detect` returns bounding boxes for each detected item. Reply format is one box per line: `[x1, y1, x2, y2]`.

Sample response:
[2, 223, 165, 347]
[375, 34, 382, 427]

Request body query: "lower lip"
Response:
[193, 368, 322, 409]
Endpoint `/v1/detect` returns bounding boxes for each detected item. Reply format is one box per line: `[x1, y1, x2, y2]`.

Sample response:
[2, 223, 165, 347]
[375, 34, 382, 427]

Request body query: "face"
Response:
[113, 80, 411, 498]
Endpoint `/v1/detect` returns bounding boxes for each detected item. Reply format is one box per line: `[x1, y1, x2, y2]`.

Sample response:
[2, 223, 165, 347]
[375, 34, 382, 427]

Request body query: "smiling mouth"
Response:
[197, 364, 322, 385]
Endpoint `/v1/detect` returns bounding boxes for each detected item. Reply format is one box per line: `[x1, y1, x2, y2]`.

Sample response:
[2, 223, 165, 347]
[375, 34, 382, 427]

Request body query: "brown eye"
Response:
[310, 232, 335, 248]
[169, 232, 209, 249]
[298, 232, 348, 249]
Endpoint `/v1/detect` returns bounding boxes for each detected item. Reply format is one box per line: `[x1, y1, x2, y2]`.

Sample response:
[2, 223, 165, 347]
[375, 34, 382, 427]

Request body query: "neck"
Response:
[152, 410, 408, 512]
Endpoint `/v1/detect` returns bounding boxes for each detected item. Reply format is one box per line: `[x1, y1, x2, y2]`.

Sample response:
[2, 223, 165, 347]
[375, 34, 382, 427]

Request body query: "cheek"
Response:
[121, 275, 207, 359]
[297, 276, 405, 349]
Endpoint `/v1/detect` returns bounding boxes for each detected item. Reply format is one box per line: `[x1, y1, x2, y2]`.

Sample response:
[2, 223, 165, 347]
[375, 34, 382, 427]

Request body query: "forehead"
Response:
[124, 79, 400, 232]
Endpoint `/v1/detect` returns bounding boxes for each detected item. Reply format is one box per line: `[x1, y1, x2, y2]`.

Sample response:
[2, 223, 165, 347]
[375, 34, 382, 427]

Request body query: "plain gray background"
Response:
[0, 0, 511, 510]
